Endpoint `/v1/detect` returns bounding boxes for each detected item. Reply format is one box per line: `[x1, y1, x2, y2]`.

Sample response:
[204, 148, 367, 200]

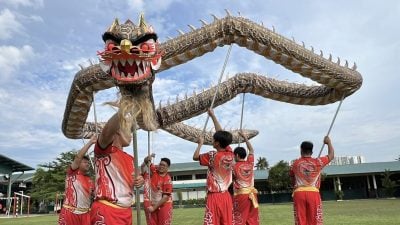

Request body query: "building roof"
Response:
[0, 172, 35, 184]
[169, 162, 207, 172]
[323, 161, 400, 176]
[0, 154, 34, 174]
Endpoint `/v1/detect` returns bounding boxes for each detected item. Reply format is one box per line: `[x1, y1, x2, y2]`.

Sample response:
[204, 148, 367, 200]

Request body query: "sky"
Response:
[0, 0, 399, 171]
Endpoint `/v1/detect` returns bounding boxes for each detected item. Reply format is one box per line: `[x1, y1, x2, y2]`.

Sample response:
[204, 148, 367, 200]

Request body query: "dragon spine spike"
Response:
[107, 18, 120, 33]
[211, 14, 218, 21]
[158, 100, 162, 109]
[337, 57, 340, 65]
[138, 12, 147, 31]
[345, 60, 349, 68]
[167, 97, 170, 106]
[185, 92, 188, 100]
[311, 46, 314, 53]
[188, 24, 196, 31]
[320, 50, 323, 57]
[272, 25, 276, 32]
[260, 21, 264, 26]
[224, 9, 232, 16]
[193, 89, 196, 96]
[302, 41, 305, 47]
[79, 64, 84, 70]
[352, 62, 357, 70]
[199, 19, 208, 26]
[329, 54, 332, 61]
[292, 36, 295, 42]
[167, 36, 173, 40]
[237, 11, 241, 16]
[176, 94, 179, 103]
[177, 29, 185, 35]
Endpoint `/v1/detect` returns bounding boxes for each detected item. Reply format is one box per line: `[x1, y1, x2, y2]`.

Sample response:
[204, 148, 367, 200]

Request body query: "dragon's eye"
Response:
[140, 39, 156, 53]
[106, 42, 117, 51]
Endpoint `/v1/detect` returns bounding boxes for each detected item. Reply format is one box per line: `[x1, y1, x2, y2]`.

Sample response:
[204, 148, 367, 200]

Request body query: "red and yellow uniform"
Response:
[144, 164, 173, 225]
[290, 156, 331, 225]
[232, 154, 259, 225]
[90, 143, 135, 225]
[58, 166, 93, 225]
[199, 146, 234, 225]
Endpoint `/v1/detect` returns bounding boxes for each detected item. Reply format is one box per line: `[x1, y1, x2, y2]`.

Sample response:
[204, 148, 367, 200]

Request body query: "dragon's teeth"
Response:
[113, 60, 118, 66]
[134, 72, 138, 77]
[128, 59, 134, 66]
[121, 72, 125, 77]
[120, 59, 126, 66]
[127, 73, 133, 78]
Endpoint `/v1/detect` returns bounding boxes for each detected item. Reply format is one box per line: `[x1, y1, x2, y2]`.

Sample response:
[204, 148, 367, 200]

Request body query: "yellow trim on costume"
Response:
[62, 204, 90, 213]
[234, 187, 259, 208]
[98, 200, 125, 209]
[294, 186, 319, 193]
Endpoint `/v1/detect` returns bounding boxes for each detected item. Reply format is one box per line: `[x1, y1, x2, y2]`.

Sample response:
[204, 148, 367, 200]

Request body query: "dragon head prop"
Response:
[98, 13, 162, 85]
[97, 14, 163, 131]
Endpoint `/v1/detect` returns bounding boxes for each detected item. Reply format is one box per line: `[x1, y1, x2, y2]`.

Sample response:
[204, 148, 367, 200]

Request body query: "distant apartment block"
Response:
[329, 156, 365, 165]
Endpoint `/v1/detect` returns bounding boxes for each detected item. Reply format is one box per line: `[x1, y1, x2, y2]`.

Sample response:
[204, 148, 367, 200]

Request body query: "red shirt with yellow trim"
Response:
[63, 166, 93, 214]
[94, 143, 135, 208]
[147, 164, 173, 204]
[199, 146, 234, 193]
[290, 156, 330, 189]
[233, 154, 255, 190]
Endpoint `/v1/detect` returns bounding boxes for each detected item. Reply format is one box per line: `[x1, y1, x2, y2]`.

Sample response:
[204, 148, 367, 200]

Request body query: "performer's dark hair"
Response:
[161, 158, 171, 167]
[82, 156, 90, 161]
[213, 131, 233, 148]
[300, 141, 313, 155]
[234, 147, 247, 159]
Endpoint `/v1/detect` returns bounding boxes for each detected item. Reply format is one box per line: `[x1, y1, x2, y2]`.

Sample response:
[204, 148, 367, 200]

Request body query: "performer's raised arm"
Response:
[208, 108, 222, 131]
[324, 136, 335, 161]
[71, 135, 96, 170]
[238, 131, 254, 155]
[193, 136, 204, 161]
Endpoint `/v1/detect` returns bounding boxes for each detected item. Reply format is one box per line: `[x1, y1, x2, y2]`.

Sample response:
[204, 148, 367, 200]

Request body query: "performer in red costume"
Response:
[90, 112, 144, 225]
[58, 135, 96, 225]
[232, 131, 260, 225]
[193, 108, 234, 225]
[290, 136, 334, 225]
[142, 154, 173, 225]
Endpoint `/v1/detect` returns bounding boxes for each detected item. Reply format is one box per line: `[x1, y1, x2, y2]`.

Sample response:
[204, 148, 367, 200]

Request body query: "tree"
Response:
[381, 169, 396, 198]
[255, 157, 269, 170]
[268, 160, 291, 192]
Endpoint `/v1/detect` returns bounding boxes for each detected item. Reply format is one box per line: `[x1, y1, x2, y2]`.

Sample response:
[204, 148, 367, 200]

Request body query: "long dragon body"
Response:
[62, 13, 362, 145]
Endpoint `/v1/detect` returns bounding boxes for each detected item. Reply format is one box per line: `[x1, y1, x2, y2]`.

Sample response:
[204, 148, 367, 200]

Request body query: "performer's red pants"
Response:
[203, 192, 233, 225]
[58, 208, 90, 225]
[233, 194, 260, 225]
[293, 191, 323, 225]
[146, 202, 173, 225]
[90, 201, 132, 225]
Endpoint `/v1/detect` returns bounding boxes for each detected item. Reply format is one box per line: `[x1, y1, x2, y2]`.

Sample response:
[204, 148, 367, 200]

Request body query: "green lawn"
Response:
[1, 199, 399, 225]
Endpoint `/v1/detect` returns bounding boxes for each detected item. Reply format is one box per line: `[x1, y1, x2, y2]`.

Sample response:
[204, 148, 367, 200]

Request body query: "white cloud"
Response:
[0, 45, 35, 80]
[0, 9, 23, 40]
[1, 0, 44, 8]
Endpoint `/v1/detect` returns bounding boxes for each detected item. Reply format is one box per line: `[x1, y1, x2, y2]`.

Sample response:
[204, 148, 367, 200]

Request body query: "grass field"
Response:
[0, 199, 399, 225]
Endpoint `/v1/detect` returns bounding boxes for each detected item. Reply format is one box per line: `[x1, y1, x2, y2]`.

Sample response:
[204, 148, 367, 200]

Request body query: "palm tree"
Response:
[255, 157, 269, 170]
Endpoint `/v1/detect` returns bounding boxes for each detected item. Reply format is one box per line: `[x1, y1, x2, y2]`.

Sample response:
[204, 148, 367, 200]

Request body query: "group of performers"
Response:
[58, 108, 334, 225]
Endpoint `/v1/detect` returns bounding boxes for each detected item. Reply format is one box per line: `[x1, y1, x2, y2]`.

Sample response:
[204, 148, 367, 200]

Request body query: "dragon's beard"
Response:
[118, 85, 158, 133]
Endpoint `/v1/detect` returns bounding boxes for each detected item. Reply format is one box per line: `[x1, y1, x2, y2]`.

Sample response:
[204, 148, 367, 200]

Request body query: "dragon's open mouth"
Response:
[111, 58, 152, 83]
[99, 51, 161, 84]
